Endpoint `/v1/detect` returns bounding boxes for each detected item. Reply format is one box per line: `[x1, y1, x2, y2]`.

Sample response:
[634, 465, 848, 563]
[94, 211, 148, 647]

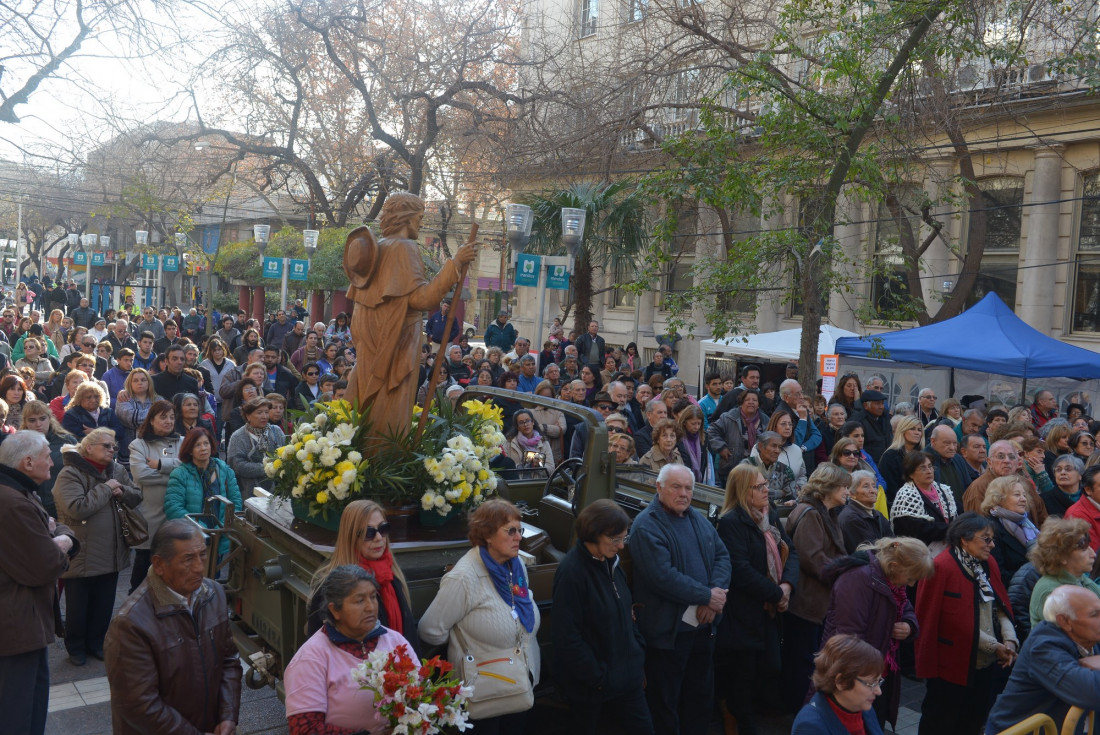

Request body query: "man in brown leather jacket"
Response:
[104, 520, 242, 735]
[0, 431, 79, 735]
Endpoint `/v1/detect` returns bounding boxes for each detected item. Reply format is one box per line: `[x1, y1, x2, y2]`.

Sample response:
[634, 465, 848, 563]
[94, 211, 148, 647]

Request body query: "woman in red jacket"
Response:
[914, 512, 1019, 735]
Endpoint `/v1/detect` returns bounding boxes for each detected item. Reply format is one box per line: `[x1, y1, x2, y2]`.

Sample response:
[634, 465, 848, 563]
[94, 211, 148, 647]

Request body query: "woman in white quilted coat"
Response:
[419, 498, 540, 733]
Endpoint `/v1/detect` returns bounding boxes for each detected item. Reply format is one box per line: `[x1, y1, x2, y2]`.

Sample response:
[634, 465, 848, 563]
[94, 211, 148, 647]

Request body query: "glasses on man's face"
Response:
[360, 523, 391, 540]
[82, 342, 95, 348]
[991, 453, 1018, 461]
[597, 404, 614, 412]
[501, 525, 523, 537]
[305, 371, 319, 377]
[856, 677, 885, 691]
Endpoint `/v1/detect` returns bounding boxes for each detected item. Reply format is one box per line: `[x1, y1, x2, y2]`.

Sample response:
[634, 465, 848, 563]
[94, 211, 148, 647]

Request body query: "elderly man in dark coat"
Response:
[0, 431, 79, 735]
[105, 520, 242, 735]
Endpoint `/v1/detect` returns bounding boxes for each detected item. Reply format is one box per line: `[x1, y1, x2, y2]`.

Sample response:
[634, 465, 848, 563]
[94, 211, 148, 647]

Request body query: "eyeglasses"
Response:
[501, 526, 523, 537]
[856, 677, 885, 690]
[596, 404, 614, 412]
[840, 449, 861, 457]
[305, 371, 319, 377]
[608, 534, 630, 545]
[751, 481, 770, 493]
[96, 443, 118, 451]
[991, 453, 1018, 461]
[1077, 536, 1092, 550]
[82, 342, 95, 347]
[974, 535, 995, 545]
[360, 523, 390, 540]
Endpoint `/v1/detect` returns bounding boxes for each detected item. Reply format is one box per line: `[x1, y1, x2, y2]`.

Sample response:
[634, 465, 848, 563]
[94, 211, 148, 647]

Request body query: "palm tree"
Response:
[523, 180, 648, 338]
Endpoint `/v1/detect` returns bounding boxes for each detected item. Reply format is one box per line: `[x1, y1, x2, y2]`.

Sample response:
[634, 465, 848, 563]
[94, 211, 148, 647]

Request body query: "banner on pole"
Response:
[90, 252, 106, 266]
[142, 254, 158, 271]
[263, 257, 283, 278]
[289, 259, 309, 281]
[202, 226, 220, 256]
[515, 253, 540, 287]
[162, 255, 179, 272]
[546, 264, 570, 290]
[73, 251, 87, 266]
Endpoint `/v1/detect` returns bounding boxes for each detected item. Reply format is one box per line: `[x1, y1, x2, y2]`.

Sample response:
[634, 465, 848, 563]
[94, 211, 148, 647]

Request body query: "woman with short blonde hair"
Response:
[1027, 516, 1100, 627]
[62, 381, 114, 438]
[52, 424, 140, 664]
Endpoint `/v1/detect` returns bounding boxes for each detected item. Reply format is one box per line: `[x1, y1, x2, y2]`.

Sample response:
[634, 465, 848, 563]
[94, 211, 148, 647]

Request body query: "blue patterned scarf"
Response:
[479, 546, 535, 632]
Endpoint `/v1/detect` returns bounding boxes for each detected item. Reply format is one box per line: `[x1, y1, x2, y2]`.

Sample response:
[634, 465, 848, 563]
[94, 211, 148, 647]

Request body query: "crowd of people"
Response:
[8, 289, 1100, 735]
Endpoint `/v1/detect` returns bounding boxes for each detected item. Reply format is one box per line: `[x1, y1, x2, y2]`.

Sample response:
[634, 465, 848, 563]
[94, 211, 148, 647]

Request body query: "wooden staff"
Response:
[413, 223, 478, 444]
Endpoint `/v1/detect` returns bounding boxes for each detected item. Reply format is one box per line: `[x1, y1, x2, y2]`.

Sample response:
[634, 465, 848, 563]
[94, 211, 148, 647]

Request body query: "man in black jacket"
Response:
[633, 400, 668, 458]
[152, 346, 200, 400]
[103, 320, 138, 356]
[64, 282, 82, 314]
[573, 320, 606, 369]
[853, 389, 892, 463]
[69, 297, 98, 329]
[260, 346, 298, 401]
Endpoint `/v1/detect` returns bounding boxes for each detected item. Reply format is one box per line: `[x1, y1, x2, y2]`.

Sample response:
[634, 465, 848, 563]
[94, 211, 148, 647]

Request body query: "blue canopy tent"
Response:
[834, 294, 1100, 402]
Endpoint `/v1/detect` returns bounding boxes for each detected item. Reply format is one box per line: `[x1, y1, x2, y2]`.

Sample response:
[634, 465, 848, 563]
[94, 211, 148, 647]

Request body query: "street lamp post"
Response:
[174, 233, 187, 306]
[504, 203, 533, 316]
[81, 234, 97, 304]
[302, 229, 318, 316]
[135, 230, 149, 307]
[529, 207, 585, 351]
[254, 225, 271, 316]
[99, 235, 111, 311]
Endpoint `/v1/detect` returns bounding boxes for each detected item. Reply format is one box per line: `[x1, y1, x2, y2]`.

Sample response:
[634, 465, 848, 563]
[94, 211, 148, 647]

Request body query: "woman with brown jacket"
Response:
[52, 427, 141, 666]
[781, 463, 851, 712]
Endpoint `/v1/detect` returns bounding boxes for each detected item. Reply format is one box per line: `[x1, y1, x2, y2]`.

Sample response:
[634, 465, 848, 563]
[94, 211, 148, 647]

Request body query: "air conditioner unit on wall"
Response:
[955, 63, 984, 91]
[1027, 63, 1051, 83]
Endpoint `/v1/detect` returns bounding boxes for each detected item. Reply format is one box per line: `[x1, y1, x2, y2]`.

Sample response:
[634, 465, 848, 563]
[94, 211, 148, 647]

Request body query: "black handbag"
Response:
[114, 498, 149, 547]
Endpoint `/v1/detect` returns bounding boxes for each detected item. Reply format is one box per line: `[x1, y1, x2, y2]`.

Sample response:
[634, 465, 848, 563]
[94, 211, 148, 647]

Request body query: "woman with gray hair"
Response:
[284, 565, 414, 735]
[1044, 453, 1085, 517]
[838, 469, 892, 553]
[782, 463, 851, 712]
[52, 427, 141, 666]
[982, 475, 1040, 582]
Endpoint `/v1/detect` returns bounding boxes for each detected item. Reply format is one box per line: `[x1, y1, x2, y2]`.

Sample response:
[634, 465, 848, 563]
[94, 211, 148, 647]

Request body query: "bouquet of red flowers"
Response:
[351, 644, 472, 734]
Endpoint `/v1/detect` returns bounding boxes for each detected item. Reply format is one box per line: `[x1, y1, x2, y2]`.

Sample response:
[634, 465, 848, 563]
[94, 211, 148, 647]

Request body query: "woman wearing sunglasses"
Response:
[306, 500, 417, 648]
[420, 499, 540, 730]
[52, 427, 141, 666]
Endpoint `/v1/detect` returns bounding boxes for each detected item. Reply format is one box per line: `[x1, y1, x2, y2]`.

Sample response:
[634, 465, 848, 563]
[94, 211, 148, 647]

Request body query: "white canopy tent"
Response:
[698, 324, 861, 390]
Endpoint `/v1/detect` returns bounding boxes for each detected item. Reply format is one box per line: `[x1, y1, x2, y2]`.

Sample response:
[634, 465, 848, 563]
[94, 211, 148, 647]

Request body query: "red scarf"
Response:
[358, 549, 403, 635]
[826, 695, 866, 735]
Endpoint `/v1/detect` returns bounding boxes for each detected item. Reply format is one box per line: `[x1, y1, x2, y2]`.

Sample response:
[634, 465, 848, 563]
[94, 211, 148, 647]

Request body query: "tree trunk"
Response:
[572, 254, 593, 338]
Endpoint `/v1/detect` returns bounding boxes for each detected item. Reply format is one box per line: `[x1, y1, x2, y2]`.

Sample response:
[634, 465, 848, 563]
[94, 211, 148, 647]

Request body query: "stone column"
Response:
[310, 289, 325, 325]
[251, 286, 265, 319]
[1018, 144, 1064, 330]
[920, 158, 957, 316]
[829, 185, 863, 331]
[331, 290, 350, 318]
[238, 286, 251, 313]
[755, 198, 786, 332]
